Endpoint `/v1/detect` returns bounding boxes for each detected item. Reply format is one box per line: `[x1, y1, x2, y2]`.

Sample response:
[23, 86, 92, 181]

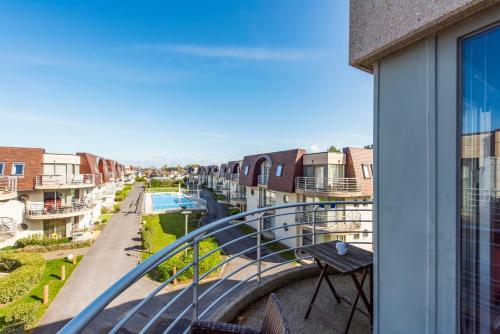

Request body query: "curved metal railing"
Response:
[59, 200, 373, 334]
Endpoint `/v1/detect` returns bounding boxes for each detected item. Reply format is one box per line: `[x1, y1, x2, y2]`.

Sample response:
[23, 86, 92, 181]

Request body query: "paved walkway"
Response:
[35, 183, 151, 334]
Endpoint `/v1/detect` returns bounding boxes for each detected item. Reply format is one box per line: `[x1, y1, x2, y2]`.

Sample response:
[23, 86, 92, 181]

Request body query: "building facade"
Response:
[350, 1, 500, 333]
[0, 147, 124, 247]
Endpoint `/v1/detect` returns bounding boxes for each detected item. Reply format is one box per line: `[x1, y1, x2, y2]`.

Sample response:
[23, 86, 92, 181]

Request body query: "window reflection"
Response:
[461, 25, 500, 333]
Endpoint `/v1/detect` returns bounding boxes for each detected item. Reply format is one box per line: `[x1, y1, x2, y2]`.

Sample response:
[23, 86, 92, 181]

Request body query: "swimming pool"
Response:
[151, 193, 201, 211]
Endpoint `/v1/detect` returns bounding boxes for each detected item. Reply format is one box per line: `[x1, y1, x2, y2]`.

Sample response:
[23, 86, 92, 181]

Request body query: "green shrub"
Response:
[1, 302, 40, 329]
[148, 179, 184, 188]
[15, 236, 71, 248]
[100, 207, 110, 214]
[114, 195, 124, 202]
[148, 237, 222, 282]
[21, 241, 92, 253]
[0, 253, 45, 303]
[113, 203, 121, 213]
[135, 176, 145, 182]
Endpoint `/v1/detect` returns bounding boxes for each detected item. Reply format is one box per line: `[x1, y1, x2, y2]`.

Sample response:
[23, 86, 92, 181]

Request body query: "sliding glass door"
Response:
[460, 24, 500, 333]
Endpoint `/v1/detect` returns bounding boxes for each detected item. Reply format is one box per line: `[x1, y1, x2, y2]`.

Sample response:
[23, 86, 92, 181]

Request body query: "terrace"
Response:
[34, 174, 97, 189]
[295, 177, 361, 197]
[25, 201, 92, 219]
[257, 174, 269, 186]
[59, 201, 372, 334]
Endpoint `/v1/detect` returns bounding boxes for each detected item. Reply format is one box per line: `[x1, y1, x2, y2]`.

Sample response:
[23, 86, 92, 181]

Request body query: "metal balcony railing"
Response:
[231, 192, 247, 201]
[257, 174, 269, 186]
[258, 196, 276, 208]
[0, 217, 17, 241]
[296, 209, 362, 231]
[295, 177, 360, 194]
[60, 201, 372, 334]
[35, 174, 96, 187]
[0, 176, 17, 193]
[231, 173, 240, 181]
[25, 200, 92, 217]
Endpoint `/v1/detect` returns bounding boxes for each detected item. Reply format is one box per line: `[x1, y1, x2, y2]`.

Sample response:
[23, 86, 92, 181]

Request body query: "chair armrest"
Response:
[191, 321, 258, 334]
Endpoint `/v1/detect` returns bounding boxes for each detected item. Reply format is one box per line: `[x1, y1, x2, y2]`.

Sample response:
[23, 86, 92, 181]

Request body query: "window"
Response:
[11, 162, 25, 176]
[362, 164, 370, 179]
[0, 162, 4, 175]
[244, 165, 249, 175]
[276, 164, 283, 177]
[460, 25, 500, 332]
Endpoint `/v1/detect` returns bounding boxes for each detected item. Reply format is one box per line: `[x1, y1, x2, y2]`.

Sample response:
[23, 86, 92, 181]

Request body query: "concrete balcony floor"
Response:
[235, 274, 371, 334]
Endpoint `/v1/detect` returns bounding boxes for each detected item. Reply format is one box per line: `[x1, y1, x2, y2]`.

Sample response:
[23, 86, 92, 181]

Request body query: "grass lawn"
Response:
[0, 256, 83, 330]
[142, 212, 201, 257]
[214, 193, 227, 201]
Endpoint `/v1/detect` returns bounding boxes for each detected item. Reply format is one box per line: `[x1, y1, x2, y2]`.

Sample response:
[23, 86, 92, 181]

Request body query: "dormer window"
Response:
[244, 166, 249, 175]
[12, 162, 25, 176]
[276, 164, 283, 177]
[362, 164, 370, 179]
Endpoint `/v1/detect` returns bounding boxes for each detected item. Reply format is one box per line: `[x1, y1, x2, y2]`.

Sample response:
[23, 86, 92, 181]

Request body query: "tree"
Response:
[328, 145, 341, 153]
[364, 144, 373, 149]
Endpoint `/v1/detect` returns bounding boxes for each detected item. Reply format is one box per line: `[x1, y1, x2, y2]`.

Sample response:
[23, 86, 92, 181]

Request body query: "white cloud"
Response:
[309, 144, 320, 153]
[135, 44, 323, 61]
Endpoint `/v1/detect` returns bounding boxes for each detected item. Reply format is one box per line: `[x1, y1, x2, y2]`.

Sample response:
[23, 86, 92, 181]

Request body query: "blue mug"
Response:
[336, 242, 348, 255]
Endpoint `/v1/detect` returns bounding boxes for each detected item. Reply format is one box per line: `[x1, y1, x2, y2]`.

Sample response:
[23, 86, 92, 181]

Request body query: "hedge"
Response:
[141, 222, 221, 283]
[147, 237, 222, 282]
[0, 253, 45, 303]
[20, 241, 92, 253]
[15, 237, 72, 248]
[0, 302, 40, 330]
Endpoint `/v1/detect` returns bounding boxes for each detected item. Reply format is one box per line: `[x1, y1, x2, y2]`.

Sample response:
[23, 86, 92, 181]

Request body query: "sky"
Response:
[0, 1, 373, 167]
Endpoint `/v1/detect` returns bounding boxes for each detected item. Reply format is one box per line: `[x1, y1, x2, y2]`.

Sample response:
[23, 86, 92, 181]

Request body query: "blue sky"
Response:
[0, 1, 373, 167]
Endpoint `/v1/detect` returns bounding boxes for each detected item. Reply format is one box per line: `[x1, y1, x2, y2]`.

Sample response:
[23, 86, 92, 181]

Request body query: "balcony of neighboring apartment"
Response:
[231, 173, 239, 181]
[257, 174, 269, 186]
[34, 174, 97, 190]
[0, 176, 17, 201]
[61, 200, 373, 334]
[230, 191, 247, 204]
[295, 177, 362, 197]
[296, 209, 362, 233]
[25, 199, 92, 220]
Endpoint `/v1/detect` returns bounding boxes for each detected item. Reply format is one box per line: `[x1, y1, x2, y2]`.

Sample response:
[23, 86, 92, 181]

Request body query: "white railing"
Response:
[35, 174, 95, 187]
[296, 209, 362, 231]
[257, 174, 269, 185]
[258, 196, 276, 208]
[295, 177, 360, 193]
[0, 176, 17, 193]
[25, 200, 92, 217]
[231, 192, 247, 201]
[231, 174, 240, 181]
[0, 217, 17, 241]
[60, 201, 372, 334]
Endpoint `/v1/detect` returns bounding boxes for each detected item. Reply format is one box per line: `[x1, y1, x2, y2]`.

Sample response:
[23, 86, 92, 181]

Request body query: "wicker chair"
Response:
[191, 293, 290, 334]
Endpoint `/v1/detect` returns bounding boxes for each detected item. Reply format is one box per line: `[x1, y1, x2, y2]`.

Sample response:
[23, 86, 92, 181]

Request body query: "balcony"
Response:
[258, 196, 276, 208]
[296, 209, 363, 232]
[60, 201, 372, 334]
[25, 201, 92, 220]
[296, 177, 361, 197]
[231, 173, 240, 181]
[0, 176, 17, 200]
[34, 174, 96, 189]
[257, 174, 269, 186]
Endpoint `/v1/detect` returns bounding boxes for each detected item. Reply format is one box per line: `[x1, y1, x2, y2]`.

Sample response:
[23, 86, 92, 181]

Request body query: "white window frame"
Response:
[362, 164, 370, 179]
[11, 162, 25, 176]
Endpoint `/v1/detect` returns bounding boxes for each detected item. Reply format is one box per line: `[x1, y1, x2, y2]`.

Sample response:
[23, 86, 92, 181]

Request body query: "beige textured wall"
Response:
[349, 0, 500, 71]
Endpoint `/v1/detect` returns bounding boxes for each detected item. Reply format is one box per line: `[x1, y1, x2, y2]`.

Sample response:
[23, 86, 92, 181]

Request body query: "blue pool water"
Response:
[151, 193, 199, 211]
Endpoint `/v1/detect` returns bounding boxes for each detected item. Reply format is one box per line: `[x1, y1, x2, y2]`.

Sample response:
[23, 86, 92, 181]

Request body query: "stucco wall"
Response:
[349, 0, 500, 71]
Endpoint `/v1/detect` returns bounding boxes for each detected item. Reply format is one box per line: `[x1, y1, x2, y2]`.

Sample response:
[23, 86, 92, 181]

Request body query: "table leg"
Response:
[315, 260, 341, 303]
[350, 268, 372, 318]
[304, 259, 328, 319]
[344, 268, 369, 334]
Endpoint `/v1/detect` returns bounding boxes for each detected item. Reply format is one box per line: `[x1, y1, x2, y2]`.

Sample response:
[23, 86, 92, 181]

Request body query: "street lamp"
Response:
[181, 210, 192, 255]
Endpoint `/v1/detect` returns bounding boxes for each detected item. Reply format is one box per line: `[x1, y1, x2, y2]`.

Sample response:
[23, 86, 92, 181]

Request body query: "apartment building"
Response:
[295, 148, 373, 249]
[239, 149, 305, 248]
[219, 163, 230, 200]
[0, 147, 123, 247]
[227, 160, 246, 209]
[207, 165, 219, 190]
